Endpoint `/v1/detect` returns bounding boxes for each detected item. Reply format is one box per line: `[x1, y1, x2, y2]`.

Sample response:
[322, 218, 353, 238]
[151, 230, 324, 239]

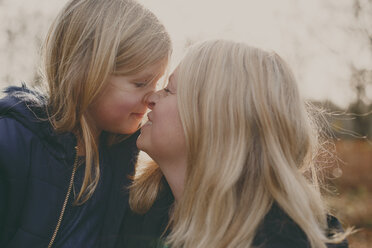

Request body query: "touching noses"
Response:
[144, 90, 160, 110]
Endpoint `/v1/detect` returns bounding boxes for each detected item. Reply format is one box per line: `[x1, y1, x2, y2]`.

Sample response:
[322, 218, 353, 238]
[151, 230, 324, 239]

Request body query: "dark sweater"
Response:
[115, 181, 174, 248]
[116, 185, 348, 248]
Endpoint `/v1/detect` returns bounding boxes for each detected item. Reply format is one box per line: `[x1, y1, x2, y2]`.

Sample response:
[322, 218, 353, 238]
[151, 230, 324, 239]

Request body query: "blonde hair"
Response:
[42, 0, 171, 205]
[130, 40, 350, 247]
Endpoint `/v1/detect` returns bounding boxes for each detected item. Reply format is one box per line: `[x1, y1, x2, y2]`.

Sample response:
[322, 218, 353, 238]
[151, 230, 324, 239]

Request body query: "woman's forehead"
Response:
[168, 73, 176, 87]
[168, 66, 180, 86]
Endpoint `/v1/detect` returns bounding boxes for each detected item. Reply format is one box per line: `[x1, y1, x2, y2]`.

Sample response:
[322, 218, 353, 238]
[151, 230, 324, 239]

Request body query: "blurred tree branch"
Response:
[318, 0, 372, 141]
[348, 0, 372, 139]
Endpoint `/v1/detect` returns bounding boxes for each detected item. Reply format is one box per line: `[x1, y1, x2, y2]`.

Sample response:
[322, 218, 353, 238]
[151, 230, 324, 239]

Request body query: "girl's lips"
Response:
[131, 113, 145, 118]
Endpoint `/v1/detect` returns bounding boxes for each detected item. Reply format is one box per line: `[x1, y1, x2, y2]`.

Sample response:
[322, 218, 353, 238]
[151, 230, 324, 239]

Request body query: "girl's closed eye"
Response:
[134, 82, 148, 88]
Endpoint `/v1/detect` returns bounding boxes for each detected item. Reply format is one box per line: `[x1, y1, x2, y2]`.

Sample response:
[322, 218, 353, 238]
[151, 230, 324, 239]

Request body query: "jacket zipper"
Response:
[48, 147, 79, 248]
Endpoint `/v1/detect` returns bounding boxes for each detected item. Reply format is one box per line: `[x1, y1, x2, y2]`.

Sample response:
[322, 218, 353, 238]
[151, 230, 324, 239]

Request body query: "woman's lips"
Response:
[147, 112, 153, 121]
[142, 113, 153, 128]
[142, 120, 152, 128]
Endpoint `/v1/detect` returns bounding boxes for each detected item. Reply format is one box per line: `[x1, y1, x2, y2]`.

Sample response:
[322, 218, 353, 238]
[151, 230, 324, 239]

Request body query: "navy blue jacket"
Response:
[0, 85, 139, 247]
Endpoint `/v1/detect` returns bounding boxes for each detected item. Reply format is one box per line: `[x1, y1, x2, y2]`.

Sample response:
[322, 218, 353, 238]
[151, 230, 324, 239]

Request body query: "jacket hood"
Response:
[0, 84, 76, 160]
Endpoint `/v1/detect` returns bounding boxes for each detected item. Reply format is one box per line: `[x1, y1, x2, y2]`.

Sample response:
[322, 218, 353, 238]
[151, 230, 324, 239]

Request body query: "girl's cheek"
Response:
[119, 93, 144, 109]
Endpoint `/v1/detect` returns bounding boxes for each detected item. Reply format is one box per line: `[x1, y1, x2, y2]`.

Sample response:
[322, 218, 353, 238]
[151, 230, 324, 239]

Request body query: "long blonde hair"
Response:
[42, 0, 171, 205]
[130, 40, 350, 247]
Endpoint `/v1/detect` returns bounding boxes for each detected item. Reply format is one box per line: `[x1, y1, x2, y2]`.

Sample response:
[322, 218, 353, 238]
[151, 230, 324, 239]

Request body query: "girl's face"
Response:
[89, 60, 166, 135]
[137, 71, 186, 162]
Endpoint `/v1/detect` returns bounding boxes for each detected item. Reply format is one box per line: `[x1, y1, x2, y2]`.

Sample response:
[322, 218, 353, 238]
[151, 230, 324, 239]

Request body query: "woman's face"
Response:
[89, 60, 166, 135]
[137, 71, 186, 162]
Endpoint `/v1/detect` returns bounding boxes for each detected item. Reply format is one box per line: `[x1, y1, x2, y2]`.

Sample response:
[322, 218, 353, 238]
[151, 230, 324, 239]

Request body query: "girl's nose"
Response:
[144, 91, 160, 109]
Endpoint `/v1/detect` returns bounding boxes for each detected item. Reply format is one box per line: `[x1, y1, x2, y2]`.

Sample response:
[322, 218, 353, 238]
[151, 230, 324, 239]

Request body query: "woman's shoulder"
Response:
[253, 204, 348, 248]
[115, 181, 173, 248]
[253, 203, 311, 248]
[325, 215, 349, 248]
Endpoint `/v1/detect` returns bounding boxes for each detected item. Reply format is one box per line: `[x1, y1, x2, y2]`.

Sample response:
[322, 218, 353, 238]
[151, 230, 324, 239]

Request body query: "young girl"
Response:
[123, 40, 351, 248]
[0, 0, 171, 247]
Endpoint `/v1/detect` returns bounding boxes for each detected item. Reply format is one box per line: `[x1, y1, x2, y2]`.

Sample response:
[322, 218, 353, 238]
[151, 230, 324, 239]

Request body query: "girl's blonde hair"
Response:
[42, 0, 171, 205]
[130, 40, 351, 247]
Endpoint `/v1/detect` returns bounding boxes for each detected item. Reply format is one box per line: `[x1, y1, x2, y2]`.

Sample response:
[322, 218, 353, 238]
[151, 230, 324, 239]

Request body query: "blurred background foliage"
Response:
[315, 1, 372, 247]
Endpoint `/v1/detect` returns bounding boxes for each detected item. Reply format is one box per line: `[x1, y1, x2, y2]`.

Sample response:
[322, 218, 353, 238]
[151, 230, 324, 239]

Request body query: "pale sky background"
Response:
[0, 0, 371, 108]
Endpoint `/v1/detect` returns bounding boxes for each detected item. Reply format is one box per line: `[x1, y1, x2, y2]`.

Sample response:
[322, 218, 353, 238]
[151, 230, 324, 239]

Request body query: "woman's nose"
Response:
[144, 91, 160, 109]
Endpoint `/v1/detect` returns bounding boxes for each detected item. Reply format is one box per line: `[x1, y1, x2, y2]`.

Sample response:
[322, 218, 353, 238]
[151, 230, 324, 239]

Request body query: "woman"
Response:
[0, 0, 171, 247]
[121, 40, 350, 248]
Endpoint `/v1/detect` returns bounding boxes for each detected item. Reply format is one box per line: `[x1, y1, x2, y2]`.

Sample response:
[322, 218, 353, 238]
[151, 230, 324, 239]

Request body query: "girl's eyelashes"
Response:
[134, 82, 148, 88]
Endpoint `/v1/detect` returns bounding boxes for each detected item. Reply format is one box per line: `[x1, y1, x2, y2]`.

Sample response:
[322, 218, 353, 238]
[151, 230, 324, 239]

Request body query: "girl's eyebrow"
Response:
[132, 73, 154, 81]
[130, 73, 161, 86]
